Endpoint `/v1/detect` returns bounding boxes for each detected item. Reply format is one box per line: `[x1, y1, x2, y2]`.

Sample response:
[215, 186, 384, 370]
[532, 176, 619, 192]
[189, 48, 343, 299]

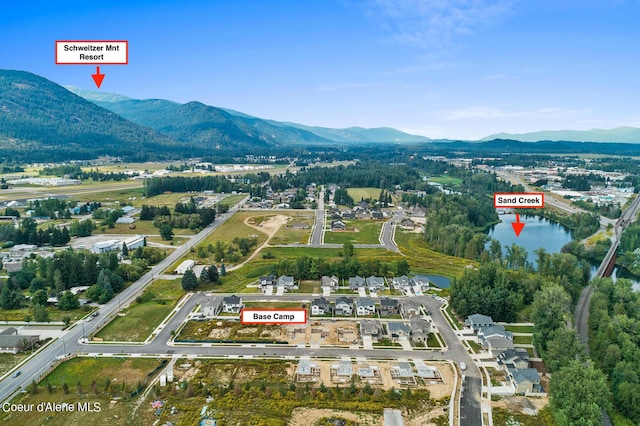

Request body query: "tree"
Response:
[550, 360, 611, 426]
[160, 224, 174, 241]
[208, 264, 219, 283]
[531, 284, 572, 353]
[220, 262, 226, 276]
[181, 269, 198, 291]
[199, 267, 210, 284]
[31, 289, 48, 307]
[85, 284, 103, 302]
[62, 315, 71, 328]
[122, 242, 129, 258]
[58, 291, 79, 311]
[343, 241, 354, 259]
[543, 328, 585, 373]
[32, 303, 49, 322]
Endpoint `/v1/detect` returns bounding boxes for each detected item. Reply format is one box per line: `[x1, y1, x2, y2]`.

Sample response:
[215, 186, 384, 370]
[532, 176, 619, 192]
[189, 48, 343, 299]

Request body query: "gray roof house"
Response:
[259, 274, 277, 287]
[331, 220, 347, 231]
[335, 297, 354, 316]
[410, 317, 431, 343]
[366, 276, 385, 291]
[349, 276, 366, 291]
[400, 300, 421, 318]
[222, 295, 243, 313]
[360, 320, 383, 341]
[356, 297, 376, 316]
[508, 368, 542, 394]
[412, 275, 430, 289]
[0, 328, 39, 354]
[387, 322, 411, 341]
[278, 276, 296, 290]
[497, 348, 531, 371]
[465, 314, 494, 332]
[311, 297, 331, 316]
[391, 275, 411, 288]
[321, 275, 339, 290]
[379, 298, 399, 317]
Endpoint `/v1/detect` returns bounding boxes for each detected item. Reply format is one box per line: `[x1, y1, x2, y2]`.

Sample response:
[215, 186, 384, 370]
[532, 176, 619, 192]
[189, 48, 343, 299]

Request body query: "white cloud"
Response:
[368, 0, 516, 49]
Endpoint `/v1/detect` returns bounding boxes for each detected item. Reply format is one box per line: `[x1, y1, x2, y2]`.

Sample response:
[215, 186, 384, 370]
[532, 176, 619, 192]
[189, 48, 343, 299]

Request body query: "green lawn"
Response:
[346, 187, 382, 202]
[95, 279, 183, 342]
[503, 325, 534, 333]
[96, 220, 193, 235]
[513, 335, 532, 345]
[429, 175, 464, 187]
[0, 352, 29, 376]
[324, 219, 383, 244]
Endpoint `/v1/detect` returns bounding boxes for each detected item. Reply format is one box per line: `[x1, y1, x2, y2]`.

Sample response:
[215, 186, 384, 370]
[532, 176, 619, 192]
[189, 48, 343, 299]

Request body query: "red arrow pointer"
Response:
[91, 66, 105, 88]
[512, 213, 525, 237]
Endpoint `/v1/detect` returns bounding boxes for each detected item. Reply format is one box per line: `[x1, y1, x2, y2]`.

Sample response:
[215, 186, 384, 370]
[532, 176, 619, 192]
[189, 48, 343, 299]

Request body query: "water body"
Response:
[426, 275, 451, 289]
[487, 214, 574, 262]
[488, 213, 640, 289]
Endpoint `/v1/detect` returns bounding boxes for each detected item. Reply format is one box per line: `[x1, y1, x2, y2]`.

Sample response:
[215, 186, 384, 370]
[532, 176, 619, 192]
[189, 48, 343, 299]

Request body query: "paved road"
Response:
[309, 186, 325, 246]
[380, 211, 402, 252]
[0, 196, 248, 403]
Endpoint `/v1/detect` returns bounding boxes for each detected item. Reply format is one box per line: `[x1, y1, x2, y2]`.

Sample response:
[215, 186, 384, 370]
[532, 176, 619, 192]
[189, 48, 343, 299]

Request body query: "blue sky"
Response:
[1, 0, 639, 140]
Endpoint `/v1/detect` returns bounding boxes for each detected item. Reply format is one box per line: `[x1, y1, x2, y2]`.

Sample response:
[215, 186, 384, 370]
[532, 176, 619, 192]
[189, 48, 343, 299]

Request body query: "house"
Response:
[311, 297, 331, 316]
[90, 235, 144, 254]
[387, 322, 411, 341]
[399, 218, 415, 230]
[176, 259, 196, 275]
[277, 276, 296, 290]
[222, 295, 243, 313]
[465, 314, 494, 332]
[360, 320, 383, 342]
[410, 317, 431, 343]
[391, 275, 411, 289]
[0, 328, 39, 354]
[497, 348, 531, 371]
[202, 298, 222, 318]
[379, 298, 399, 317]
[484, 336, 515, 352]
[330, 220, 347, 231]
[366, 276, 385, 292]
[400, 300, 421, 318]
[115, 217, 135, 224]
[371, 210, 384, 219]
[349, 276, 366, 292]
[507, 368, 542, 394]
[412, 275, 430, 291]
[478, 324, 513, 341]
[321, 275, 339, 290]
[341, 210, 356, 219]
[356, 297, 376, 316]
[259, 274, 277, 288]
[3, 260, 23, 273]
[335, 297, 354, 316]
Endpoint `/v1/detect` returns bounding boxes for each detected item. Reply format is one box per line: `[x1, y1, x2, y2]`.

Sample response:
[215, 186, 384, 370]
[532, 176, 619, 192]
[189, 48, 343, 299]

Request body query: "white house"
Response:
[222, 295, 243, 313]
[356, 297, 376, 316]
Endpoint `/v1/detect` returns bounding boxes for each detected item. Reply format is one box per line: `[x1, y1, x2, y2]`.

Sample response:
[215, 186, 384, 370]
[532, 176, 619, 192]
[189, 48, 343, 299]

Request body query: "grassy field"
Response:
[346, 187, 381, 202]
[0, 357, 164, 426]
[513, 335, 532, 345]
[0, 304, 93, 322]
[269, 212, 315, 245]
[394, 229, 474, 278]
[96, 220, 193, 236]
[0, 352, 29, 376]
[94, 279, 183, 342]
[324, 219, 383, 244]
[429, 175, 464, 187]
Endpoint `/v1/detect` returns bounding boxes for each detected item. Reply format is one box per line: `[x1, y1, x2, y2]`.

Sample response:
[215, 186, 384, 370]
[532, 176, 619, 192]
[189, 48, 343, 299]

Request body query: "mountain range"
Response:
[1, 69, 640, 163]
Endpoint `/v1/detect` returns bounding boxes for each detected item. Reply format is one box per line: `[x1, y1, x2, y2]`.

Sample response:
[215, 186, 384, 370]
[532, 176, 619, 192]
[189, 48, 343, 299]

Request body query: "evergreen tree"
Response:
[208, 264, 219, 283]
[181, 269, 198, 291]
[31, 289, 48, 306]
[122, 242, 129, 258]
[199, 267, 210, 284]
[220, 262, 226, 276]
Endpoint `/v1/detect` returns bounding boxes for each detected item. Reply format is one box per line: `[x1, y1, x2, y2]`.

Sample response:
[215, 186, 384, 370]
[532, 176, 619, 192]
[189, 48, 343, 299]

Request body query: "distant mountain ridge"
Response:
[0, 70, 178, 162]
[68, 87, 431, 144]
[482, 127, 640, 143]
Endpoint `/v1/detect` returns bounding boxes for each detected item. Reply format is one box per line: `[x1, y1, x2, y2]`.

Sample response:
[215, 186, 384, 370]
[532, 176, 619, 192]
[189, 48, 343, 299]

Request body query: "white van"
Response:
[459, 362, 467, 371]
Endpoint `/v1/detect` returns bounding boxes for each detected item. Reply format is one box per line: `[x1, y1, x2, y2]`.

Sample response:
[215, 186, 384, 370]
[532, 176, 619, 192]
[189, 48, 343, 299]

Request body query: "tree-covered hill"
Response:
[0, 69, 182, 161]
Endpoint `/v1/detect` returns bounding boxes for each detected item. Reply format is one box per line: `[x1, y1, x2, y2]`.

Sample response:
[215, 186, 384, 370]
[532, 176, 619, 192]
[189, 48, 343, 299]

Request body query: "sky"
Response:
[1, 0, 640, 140]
